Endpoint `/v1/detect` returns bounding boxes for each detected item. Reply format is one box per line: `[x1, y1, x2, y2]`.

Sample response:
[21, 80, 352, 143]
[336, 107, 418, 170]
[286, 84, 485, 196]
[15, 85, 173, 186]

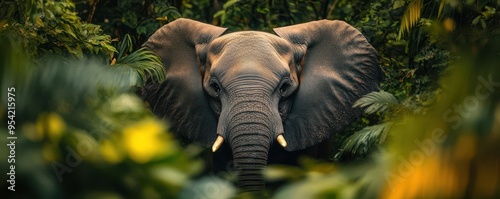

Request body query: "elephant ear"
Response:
[141, 18, 226, 147]
[274, 20, 382, 151]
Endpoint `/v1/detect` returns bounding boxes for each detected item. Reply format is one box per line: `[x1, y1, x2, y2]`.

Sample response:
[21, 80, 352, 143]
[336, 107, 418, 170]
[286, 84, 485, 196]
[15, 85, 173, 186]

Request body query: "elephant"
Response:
[140, 18, 382, 191]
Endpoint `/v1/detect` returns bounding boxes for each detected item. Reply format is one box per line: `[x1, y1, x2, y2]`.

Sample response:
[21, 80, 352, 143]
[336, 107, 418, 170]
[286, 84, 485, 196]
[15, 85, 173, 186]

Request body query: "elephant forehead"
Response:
[211, 31, 291, 52]
[208, 31, 292, 77]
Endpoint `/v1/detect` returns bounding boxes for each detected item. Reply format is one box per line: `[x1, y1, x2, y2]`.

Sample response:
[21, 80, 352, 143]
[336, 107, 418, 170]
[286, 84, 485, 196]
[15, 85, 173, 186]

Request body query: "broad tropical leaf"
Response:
[112, 35, 166, 87]
[334, 122, 393, 159]
[353, 90, 399, 114]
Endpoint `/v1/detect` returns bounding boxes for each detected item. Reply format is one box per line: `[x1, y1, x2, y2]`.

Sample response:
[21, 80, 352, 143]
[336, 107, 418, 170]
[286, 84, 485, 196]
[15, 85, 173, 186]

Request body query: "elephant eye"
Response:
[210, 82, 221, 95]
[279, 82, 291, 96]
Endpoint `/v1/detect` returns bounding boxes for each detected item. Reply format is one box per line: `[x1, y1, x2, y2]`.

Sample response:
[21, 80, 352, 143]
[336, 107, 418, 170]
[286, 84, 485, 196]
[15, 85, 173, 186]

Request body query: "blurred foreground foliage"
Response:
[1, 0, 500, 198]
[0, 35, 207, 198]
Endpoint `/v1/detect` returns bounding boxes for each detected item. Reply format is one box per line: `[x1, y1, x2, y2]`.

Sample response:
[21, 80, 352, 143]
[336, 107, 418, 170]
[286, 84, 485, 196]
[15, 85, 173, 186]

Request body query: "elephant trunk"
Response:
[226, 101, 273, 191]
[231, 131, 270, 191]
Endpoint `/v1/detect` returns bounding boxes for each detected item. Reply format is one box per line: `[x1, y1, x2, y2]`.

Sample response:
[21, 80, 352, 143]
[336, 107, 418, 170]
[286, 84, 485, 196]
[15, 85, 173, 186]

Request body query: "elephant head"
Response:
[141, 18, 382, 191]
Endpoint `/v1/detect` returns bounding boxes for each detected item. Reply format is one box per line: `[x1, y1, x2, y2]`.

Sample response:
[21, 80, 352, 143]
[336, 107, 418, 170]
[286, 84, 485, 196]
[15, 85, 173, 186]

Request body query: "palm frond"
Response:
[116, 34, 134, 59]
[334, 122, 393, 159]
[109, 34, 165, 87]
[437, 0, 445, 18]
[397, 0, 423, 40]
[353, 90, 399, 114]
[112, 47, 165, 86]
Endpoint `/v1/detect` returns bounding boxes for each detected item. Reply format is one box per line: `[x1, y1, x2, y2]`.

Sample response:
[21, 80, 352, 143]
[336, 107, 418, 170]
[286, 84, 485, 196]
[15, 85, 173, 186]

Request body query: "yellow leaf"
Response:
[438, 0, 445, 18]
[36, 112, 66, 142]
[122, 119, 171, 163]
[34, 16, 44, 28]
[100, 139, 123, 164]
[397, 0, 423, 40]
[443, 18, 456, 32]
[42, 143, 60, 162]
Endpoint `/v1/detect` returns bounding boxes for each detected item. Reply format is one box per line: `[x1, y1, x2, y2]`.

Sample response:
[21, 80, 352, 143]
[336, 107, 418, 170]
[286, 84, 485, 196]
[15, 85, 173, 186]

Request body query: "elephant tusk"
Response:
[212, 135, 224, 152]
[277, 134, 287, 148]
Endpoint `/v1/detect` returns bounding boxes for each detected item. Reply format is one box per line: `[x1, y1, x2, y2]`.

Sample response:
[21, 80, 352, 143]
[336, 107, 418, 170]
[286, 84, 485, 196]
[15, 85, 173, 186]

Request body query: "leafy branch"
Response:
[334, 122, 393, 159]
[352, 90, 399, 114]
[110, 34, 166, 87]
[335, 90, 399, 159]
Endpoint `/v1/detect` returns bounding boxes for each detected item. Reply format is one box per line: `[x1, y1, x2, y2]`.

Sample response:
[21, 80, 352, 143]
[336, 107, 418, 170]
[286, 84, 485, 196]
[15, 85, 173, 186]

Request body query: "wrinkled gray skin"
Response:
[141, 18, 382, 191]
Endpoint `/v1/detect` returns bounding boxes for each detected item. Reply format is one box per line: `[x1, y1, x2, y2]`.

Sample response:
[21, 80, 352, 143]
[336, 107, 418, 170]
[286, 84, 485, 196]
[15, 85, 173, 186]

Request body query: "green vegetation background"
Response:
[1, 0, 499, 198]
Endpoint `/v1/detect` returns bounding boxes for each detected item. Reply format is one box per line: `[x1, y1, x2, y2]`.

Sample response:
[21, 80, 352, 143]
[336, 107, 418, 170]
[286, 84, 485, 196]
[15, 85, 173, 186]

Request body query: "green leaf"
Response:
[136, 26, 147, 36]
[353, 90, 399, 114]
[62, 24, 77, 39]
[264, 165, 305, 181]
[393, 0, 405, 9]
[34, 15, 45, 28]
[179, 177, 236, 199]
[117, 0, 131, 8]
[273, 172, 356, 199]
[472, 16, 481, 25]
[480, 19, 486, 29]
[223, 0, 239, 9]
[438, 0, 445, 18]
[214, 10, 225, 18]
[113, 47, 165, 86]
[335, 122, 393, 159]
[117, 34, 134, 59]
[122, 11, 138, 28]
[150, 167, 189, 187]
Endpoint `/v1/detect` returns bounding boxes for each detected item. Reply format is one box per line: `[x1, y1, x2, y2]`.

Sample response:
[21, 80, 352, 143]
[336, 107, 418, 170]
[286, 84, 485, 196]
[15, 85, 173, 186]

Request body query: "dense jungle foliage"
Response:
[1, 0, 499, 198]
